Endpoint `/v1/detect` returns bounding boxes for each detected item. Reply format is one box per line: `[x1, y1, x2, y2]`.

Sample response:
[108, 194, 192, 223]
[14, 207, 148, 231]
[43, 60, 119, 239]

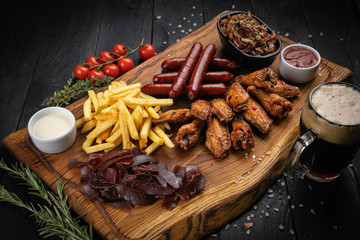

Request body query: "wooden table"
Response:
[1, 0, 359, 239]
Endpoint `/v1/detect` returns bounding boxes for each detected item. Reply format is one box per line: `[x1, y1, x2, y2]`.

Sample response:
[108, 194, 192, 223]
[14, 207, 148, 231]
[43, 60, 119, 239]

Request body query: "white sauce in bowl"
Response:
[33, 112, 72, 139]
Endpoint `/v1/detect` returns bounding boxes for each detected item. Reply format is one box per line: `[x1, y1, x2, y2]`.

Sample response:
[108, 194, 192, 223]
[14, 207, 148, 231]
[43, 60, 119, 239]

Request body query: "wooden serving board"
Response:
[3, 11, 352, 240]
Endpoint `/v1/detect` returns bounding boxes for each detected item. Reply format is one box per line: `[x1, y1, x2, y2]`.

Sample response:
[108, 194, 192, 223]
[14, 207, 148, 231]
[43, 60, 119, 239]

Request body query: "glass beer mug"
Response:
[286, 82, 360, 182]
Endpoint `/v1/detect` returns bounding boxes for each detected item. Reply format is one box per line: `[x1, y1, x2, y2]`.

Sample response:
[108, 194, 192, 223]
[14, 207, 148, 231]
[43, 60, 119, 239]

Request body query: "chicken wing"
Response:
[247, 86, 293, 118]
[190, 99, 212, 121]
[152, 109, 192, 124]
[226, 82, 249, 112]
[235, 67, 278, 88]
[265, 79, 300, 99]
[211, 98, 235, 123]
[231, 114, 255, 151]
[175, 119, 205, 150]
[205, 117, 231, 158]
[243, 98, 273, 134]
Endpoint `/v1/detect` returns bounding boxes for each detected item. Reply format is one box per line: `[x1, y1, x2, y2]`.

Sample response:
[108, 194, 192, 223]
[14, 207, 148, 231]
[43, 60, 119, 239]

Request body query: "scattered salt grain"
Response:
[253, 205, 258, 210]
[250, 214, 255, 218]
[243, 222, 253, 230]
[178, 24, 182, 28]
[193, 23, 197, 26]
[183, 17, 186, 20]
[299, 203, 304, 208]
[163, 41, 167, 44]
[246, 229, 251, 235]
[266, 204, 270, 209]
[266, 151, 271, 155]
[156, 16, 161, 19]
[279, 224, 285, 230]
[169, 23, 172, 26]
[211, 233, 217, 238]
[277, 143, 281, 147]
[274, 207, 279, 212]
[246, 215, 251, 221]
[232, 4, 236, 9]
[310, 209, 316, 215]
[285, 32, 289, 37]
[291, 205, 295, 209]
[268, 189, 273, 193]
[290, 229, 295, 235]
[192, 5, 195, 9]
[340, 38, 344, 41]
[225, 224, 230, 230]
[268, 194, 274, 198]
[265, 212, 269, 217]
[320, 32, 324, 36]
[308, 185, 312, 190]
[287, 195, 291, 200]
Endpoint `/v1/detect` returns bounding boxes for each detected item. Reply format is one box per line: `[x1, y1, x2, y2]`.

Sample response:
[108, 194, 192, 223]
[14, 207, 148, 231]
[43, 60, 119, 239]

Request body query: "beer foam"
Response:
[311, 84, 360, 125]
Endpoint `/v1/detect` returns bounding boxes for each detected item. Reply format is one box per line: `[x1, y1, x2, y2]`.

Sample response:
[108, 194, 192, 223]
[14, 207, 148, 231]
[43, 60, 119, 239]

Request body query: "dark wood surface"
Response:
[0, 0, 359, 239]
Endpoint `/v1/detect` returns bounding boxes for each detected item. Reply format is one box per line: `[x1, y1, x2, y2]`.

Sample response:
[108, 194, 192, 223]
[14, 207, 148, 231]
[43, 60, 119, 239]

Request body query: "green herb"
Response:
[43, 75, 114, 107]
[0, 159, 93, 240]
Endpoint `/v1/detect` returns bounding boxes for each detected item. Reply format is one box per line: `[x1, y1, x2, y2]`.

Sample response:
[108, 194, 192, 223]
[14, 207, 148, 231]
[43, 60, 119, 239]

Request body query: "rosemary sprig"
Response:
[0, 159, 93, 240]
[43, 75, 114, 107]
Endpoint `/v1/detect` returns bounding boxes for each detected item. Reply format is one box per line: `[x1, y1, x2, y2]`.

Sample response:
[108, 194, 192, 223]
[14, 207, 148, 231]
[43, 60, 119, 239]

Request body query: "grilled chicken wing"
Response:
[231, 114, 255, 151]
[247, 86, 293, 118]
[243, 98, 273, 134]
[211, 98, 235, 123]
[152, 109, 192, 124]
[205, 117, 231, 158]
[265, 80, 300, 99]
[226, 82, 250, 112]
[235, 67, 278, 88]
[190, 99, 212, 121]
[175, 119, 205, 150]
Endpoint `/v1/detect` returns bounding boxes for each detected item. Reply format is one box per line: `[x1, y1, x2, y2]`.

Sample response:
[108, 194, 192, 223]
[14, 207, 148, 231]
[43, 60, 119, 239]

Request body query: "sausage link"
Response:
[187, 44, 217, 100]
[161, 57, 184, 71]
[153, 71, 233, 83]
[169, 42, 203, 98]
[161, 57, 239, 72]
[142, 83, 227, 97]
[209, 57, 240, 71]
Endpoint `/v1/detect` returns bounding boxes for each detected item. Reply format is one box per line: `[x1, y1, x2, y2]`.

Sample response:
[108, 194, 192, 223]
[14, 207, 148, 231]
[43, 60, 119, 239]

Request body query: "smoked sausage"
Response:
[187, 44, 217, 100]
[169, 42, 203, 98]
[161, 57, 240, 72]
[142, 83, 228, 97]
[152, 71, 233, 83]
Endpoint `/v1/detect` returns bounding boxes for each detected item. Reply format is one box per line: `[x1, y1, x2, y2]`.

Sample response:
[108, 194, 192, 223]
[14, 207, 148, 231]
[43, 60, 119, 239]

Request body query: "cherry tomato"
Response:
[112, 44, 128, 56]
[103, 64, 120, 78]
[85, 56, 100, 70]
[139, 44, 155, 60]
[88, 69, 104, 83]
[99, 51, 115, 63]
[73, 65, 89, 80]
[117, 58, 134, 73]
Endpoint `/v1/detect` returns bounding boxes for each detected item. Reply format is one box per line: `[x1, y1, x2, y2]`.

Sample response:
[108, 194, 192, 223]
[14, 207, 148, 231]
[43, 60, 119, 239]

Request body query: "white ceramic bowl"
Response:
[28, 107, 76, 153]
[279, 43, 321, 84]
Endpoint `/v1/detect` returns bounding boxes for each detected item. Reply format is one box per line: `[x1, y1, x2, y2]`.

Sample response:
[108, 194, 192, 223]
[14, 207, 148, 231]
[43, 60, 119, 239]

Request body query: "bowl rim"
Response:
[217, 10, 282, 59]
[28, 106, 76, 143]
[280, 43, 321, 70]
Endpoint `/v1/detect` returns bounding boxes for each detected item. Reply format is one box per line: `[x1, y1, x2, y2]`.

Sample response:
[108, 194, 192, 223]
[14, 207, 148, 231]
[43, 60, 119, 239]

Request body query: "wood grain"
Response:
[3, 11, 352, 240]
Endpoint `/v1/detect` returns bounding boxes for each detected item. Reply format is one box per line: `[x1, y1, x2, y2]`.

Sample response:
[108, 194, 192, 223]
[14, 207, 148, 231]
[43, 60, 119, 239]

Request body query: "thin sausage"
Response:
[152, 71, 233, 83]
[187, 44, 217, 100]
[169, 42, 203, 98]
[141, 83, 227, 97]
[161, 57, 239, 72]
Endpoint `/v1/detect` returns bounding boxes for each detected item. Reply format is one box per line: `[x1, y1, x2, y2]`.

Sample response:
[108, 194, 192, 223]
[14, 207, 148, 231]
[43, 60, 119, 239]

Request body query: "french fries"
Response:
[78, 81, 174, 154]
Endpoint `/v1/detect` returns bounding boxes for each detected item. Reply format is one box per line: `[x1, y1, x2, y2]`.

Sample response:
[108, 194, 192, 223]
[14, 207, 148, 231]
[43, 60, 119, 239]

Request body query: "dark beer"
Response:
[290, 82, 360, 182]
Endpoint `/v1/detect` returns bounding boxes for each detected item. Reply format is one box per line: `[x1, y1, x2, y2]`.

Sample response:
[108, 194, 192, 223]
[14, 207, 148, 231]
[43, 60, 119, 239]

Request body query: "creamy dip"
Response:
[33, 112, 72, 139]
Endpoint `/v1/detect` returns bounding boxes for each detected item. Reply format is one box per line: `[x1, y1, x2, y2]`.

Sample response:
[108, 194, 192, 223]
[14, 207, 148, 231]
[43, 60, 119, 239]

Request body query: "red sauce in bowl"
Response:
[284, 47, 318, 68]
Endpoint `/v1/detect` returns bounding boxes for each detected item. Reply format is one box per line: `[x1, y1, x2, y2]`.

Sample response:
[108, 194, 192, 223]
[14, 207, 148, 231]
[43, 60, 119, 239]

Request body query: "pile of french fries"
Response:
[76, 81, 174, 155]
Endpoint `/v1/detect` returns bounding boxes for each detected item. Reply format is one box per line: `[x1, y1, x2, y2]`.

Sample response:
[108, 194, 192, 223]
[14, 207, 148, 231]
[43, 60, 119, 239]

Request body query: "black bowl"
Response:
[217, 11, 282, 69]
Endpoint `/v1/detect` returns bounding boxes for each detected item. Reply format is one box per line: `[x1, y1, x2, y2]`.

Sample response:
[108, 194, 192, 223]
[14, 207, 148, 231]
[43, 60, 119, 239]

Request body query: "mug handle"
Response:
[285, 130, 317, 179]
